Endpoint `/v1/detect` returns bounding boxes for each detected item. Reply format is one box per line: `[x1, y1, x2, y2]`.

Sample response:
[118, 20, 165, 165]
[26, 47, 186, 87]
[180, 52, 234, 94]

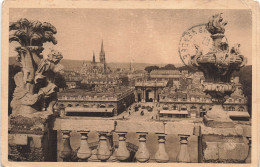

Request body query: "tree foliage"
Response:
[54, 73, 67, 89]
[233, 65, 252, 116]
[161, 64, 177, 70]
[144, 65, 159, 73]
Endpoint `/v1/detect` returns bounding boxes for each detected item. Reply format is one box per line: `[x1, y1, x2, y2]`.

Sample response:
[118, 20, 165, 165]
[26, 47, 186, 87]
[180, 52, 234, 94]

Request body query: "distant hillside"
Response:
[9, 57, 90, 69]
[108, 62, 167, 71]
[9, 57, 183, 71]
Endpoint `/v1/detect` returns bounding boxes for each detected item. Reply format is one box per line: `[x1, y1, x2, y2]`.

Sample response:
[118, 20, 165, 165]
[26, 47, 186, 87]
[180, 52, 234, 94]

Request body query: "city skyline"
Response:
[9, 9, 252, 65]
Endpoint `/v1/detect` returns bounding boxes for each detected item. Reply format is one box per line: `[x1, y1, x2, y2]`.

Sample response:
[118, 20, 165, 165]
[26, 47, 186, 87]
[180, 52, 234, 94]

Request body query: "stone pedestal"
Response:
[199, 124, 250, 163]
[8, 112, 57, 161]
[203, 105, 235, 128]
[203, 115, 235, 128]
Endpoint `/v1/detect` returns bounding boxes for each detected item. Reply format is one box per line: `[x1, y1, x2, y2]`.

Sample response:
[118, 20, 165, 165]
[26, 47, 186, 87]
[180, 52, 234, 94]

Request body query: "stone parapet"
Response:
[199, 123, 251, 163]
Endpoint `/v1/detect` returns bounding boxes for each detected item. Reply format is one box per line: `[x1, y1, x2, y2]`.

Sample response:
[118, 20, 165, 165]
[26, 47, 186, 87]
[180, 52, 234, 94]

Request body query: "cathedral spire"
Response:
[101, 40, 104, 53]
[100, 40, 106, 64]
[93, 51, 96, 63]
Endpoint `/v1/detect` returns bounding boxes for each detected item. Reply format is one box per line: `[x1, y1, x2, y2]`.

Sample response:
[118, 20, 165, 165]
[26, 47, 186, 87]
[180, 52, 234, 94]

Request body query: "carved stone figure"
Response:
[230, 43, 241, 55]
[9, 18, 63, 116]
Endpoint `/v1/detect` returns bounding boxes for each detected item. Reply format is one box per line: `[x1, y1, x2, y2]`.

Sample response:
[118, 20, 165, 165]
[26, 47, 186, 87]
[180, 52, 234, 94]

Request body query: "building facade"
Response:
[63, 70, 83, 89]
[135, 80, 168, 102]
[150, 70, 183, 81]
[57, 85, 135, 116]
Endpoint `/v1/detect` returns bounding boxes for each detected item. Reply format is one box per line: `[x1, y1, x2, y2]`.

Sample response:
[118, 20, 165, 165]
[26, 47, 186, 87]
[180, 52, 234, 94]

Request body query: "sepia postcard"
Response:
[1, 0, 260, 166]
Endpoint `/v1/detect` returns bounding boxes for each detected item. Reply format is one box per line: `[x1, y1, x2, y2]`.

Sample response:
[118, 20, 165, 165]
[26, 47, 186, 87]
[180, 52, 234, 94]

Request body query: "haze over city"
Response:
[9, 9, 252, 65]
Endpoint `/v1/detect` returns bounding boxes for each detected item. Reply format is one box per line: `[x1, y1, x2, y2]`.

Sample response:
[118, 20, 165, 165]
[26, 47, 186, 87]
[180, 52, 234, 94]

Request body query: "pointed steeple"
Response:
[101, 40, 104, 54]
[93, 51, 96, 63]
[100, 40, 106, 64]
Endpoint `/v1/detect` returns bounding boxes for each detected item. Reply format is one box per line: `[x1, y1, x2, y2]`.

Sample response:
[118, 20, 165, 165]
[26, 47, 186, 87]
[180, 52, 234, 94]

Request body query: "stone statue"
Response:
[9, 18, 63, 116]
[206, 13, 227, 35]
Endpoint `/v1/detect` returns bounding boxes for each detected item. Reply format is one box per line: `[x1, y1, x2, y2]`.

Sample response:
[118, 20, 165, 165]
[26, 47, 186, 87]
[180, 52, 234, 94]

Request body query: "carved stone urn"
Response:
[190, 13, 247, 127]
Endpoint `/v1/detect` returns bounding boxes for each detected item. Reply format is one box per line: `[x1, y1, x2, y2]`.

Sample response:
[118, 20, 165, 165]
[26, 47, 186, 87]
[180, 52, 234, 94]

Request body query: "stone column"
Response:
[143, 88, 146, 102]
[115, 132, 130, 161]
[77, 131, 92, 161]
[60, 130, 72, 161]
[176, 134, 190, 163]
[136, 132, 150, 163]
[155, 133, 169, 163]
[141, 88, 145, 103]
[106, 132, 117, 162]
[135, 90, 138, 102]
[154, 88, 158, 102]
[97, 132, 111, 162]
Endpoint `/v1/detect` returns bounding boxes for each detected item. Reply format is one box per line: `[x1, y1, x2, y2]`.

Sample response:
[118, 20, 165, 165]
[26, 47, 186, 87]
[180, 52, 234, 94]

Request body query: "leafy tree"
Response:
[79, 83, 95, 90]
[233, 65, 252, 116]
[161, 64, 176, 70]
[119, 76, 129, 86]
[177, 65, 199, 73]
[144, 65, 159, 73]
[54, 73, 67, 89]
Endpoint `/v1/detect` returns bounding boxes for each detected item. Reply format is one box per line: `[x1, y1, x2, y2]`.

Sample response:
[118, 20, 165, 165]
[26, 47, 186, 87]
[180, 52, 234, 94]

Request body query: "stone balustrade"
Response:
[57, 130, 193, 162]
[54, 118, 198, 162]
[53, 118, 251, 163]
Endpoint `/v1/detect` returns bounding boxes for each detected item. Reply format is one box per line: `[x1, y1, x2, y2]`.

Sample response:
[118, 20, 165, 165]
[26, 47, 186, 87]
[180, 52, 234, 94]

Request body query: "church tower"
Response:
[92, 51, 96, 63]
[100, 40, 106, 64]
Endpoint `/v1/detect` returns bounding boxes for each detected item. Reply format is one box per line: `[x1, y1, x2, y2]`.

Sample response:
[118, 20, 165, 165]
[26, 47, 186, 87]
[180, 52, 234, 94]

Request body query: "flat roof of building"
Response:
[58, 86, 134, 98]
[150, 70, 181, 75]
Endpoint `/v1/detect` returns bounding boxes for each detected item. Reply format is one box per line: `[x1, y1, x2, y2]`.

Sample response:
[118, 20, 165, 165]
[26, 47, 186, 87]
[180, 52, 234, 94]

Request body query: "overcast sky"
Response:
[9, 9, 252, 65]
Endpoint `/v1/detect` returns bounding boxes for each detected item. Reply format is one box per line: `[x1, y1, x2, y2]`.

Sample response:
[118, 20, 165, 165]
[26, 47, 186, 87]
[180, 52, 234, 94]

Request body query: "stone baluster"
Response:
[245, 137, 251, 163]
[107, 132, 117, 162]
[155, 133, 169, 163]
[97, 132, 111, 162]
[136, 132, 150, 163]
[60, 130, 72, 161]
[77, 131, 92, 161]
[115, 132, 130, 161]
[176, 134, 190, 163]
[107, 132, 113, 153]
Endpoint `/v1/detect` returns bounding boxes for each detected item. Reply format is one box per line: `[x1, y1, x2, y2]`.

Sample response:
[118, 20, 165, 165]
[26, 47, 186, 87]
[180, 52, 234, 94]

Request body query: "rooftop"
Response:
[150, 70, 181, 75]
[58, 86, 134, 98]
[135, 80, 168, 87]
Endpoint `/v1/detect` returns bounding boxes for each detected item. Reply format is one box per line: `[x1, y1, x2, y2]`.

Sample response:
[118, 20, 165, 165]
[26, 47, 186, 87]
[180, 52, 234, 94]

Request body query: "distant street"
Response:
[114, 102, 158, 121]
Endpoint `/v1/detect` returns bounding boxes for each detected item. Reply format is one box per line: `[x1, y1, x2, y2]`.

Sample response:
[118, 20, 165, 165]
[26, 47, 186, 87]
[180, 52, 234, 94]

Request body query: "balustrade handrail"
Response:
[55, 117, 251, 163]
